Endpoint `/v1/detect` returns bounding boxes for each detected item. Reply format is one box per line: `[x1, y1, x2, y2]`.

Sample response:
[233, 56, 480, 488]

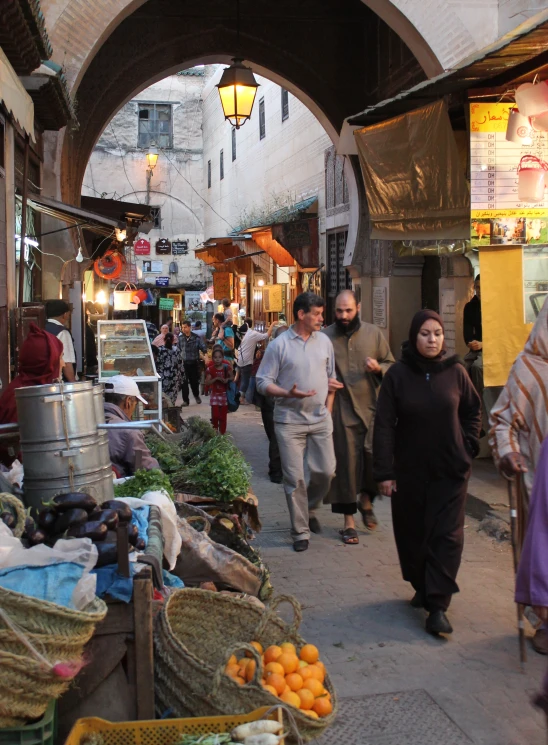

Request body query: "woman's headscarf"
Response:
[0, 324, 64, 424]
[408, 309, 446, 358]
[152, 325, 169, 348]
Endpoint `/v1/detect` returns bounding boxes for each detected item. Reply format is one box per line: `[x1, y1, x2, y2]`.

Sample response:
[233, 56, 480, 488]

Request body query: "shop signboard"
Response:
[213, 272, 233, 301]
[156, 276, 170, 287]
[172, 240, 189, 255]
[156, 239, 172, 255]
[185, 290, 203, 310]
[134, 238, 151, 255]
[159, 297, 175, 310]
[372, 286, 386, 328]
[167, 293, 182, 310]
[143, 260, 163, 273]
[263, 284, 284, 312]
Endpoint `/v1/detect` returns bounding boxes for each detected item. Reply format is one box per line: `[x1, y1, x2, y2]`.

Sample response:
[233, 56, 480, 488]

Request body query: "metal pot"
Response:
[23, 466, 115, 510]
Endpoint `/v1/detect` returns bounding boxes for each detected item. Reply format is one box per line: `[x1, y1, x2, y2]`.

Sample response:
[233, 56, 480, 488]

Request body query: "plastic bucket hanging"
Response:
[515, 82, 548, 118]
[531, 110, 548, 132]
[131, 288, 148, 304]
[517, 155, 548, 202]
[506, 108, 533, 143]
[113, 282, 138, 311]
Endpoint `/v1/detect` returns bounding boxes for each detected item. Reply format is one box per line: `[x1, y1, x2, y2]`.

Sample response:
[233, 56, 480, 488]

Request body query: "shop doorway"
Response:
[421, 256, 441, 312]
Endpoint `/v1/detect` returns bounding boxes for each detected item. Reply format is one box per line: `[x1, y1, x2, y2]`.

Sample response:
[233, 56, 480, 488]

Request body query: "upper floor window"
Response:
[281, 89, 289, 122]
[259, 98, 265, 140]
[325, 145, 349, 212]
[207, 160, 212, 189]
[232, 128, 236, 162]
[220, 149, 224, 180]
[149, 206, 161, 229]
[138, 103, 172, 148]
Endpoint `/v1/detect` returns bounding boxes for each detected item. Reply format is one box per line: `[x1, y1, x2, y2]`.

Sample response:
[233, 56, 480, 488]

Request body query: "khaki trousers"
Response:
[275, 417, 336, 541]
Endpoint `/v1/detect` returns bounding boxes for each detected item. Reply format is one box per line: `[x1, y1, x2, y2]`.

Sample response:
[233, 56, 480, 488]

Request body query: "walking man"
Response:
[236, 319, 275, 403]
[323, 290, 395, 543]
[257, 292, 339, 552]
[45, 299, 77, 381]
[178, 320, 206, 406]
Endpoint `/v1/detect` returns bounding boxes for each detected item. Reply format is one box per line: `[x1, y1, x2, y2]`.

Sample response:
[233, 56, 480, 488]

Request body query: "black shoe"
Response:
[410, 592, 423, 609]
[426, 610, 453, 635]
[269, 473, 283, 484]
[195, 396, 202, 404]
[182, 402, 190, 407]
[293, 540, 309, 552]
[308, 516, 322, 534]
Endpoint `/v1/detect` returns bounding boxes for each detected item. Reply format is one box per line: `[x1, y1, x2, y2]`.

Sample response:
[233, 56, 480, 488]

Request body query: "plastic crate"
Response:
[65, 707, 279, 745]
[0, 701, 56, 745]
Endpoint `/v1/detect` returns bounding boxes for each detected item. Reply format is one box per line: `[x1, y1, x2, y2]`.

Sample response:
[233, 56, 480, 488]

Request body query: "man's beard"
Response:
[335, 314, 360, 332]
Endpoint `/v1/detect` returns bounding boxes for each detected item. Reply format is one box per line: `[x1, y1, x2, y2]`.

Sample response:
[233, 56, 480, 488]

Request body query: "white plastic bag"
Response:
[115, 493, 181, 569]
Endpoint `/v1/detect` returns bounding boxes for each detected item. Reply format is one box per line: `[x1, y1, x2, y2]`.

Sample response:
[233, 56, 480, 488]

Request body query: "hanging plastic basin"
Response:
[518, 168, 546, 202]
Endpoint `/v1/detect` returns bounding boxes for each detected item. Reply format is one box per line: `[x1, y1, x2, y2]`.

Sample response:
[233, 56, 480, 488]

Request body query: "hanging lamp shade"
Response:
[217, 59, 259, 128]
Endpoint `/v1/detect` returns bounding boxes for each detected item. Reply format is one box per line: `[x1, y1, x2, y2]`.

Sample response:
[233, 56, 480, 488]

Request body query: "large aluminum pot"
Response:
[23, 466, 115, 510]
[22, 434, 111, 481]
[93, 383, 105, 425]
[16, 382, 98, 444]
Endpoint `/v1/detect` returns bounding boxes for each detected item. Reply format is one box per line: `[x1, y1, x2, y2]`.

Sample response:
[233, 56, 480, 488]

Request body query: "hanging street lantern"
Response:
[146, 146, 159, 170]
[217, 59, 259, 129]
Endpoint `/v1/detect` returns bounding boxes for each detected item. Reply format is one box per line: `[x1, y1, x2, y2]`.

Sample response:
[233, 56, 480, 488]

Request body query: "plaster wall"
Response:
[82, 70, 213, 289]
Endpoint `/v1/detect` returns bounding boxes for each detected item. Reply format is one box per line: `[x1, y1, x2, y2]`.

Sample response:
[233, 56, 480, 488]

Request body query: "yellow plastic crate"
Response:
[65, 707, 279, 745]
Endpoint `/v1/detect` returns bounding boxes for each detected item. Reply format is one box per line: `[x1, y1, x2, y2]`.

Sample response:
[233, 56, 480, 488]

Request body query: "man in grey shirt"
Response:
[257, 292, 342, 552]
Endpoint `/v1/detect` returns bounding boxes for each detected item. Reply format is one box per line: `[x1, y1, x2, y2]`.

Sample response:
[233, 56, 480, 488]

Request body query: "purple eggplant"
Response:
[95, 542, 119, 568]
[135, 537, 146, 551]
[23, 516, 36, 537]
[50, 493, 97, 513]
[100, 500, 132, 524]
[127, 524, 140, 546]
[38, 508, 58, 532]
[53, 508, 88, 534]
[27, 529, 47, 546]
[67, 521, 108, 542]
[0, 512, 15, 530]
[97, 509, 119, 531]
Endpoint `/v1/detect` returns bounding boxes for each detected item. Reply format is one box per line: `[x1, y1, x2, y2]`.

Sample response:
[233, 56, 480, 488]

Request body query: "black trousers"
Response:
[182, 361, 200, 403]
[391, 473, 468, 612]
[260, 397, 281, 477]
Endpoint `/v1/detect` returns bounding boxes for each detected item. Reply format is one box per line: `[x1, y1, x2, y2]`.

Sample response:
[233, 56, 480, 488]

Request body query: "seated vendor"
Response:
[103, 375, 160, 478]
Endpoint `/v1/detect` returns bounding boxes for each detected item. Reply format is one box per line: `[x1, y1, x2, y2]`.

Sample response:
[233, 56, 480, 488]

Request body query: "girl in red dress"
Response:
[205, 345, 233, 434]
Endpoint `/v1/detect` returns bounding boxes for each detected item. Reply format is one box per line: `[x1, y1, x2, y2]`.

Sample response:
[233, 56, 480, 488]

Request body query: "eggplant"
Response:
[0, 512, 15, 530]
[27, 529, 47, 546]
[51, 492, 97, 513]
[95, 542, 119, 568]
[53, 508, 88, 534]
[89, 505, 102, 519]
[100, 500, 132, 524]
[135, 537, 146, 551]
[38, 508, 58, 532]
[127, 524, 140, 546]
[67, 521, 108, 542]
[23, 516, 36, 537]
[97, 509, 119, 531]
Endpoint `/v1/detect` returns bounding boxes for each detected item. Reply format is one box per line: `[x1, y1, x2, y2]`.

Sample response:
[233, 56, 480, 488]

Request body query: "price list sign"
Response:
[470, 103, 548, 246]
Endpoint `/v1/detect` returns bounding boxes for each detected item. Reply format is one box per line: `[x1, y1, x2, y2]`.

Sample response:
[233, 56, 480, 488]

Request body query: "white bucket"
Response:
[518, 168, 546, 202]
[515, 82, 548, 118]
[531, 110, 548, 132]
[506, 108, 533, 143]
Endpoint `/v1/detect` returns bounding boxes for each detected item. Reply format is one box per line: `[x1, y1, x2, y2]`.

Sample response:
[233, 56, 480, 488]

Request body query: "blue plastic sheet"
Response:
[93, 564, 136, 603]
[131, 505, 150, 548]
[162, 569, 184, 589]
[0, 562, 84, 608]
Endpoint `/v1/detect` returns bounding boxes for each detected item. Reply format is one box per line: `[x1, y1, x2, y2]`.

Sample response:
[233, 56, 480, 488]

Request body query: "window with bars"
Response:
[259, 98, 265, 140]
[324, 146, 349, 211]
[138, 104, 172, 148]
[207, 160, 211, 189]
[149, 206, 161, 229]
[220, 149, 224, 180]
[232, 128, 236, 161]
[281, 89, 289, 122]
[326, 230, 351, 320]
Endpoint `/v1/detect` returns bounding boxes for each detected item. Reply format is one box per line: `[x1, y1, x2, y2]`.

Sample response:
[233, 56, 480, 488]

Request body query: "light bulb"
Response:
[257, 278, 265, 287]
[96, 290, 107, 305]
[76, 247, 84, 263]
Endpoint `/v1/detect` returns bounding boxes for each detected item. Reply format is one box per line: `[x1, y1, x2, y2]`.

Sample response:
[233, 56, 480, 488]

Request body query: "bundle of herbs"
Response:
[171, 435, 252, 502]
[144, 433, 181, 473]
[179, 416, 216, 456]
[114, 468, 174, 500]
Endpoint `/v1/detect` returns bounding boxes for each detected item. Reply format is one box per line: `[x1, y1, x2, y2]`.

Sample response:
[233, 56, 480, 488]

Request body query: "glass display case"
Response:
[97, 320, 162, 419]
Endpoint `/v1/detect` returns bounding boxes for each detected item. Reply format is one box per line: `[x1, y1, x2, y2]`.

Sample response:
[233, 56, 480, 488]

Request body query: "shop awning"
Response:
[25, 194, 124, 236]
[347, 10, 548, 127]
[196, 238, 270, 274]
[0, 48, 35, 140]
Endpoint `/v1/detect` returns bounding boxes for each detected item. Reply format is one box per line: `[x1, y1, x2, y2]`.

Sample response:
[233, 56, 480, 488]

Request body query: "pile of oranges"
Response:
[224, 641, 332, 719]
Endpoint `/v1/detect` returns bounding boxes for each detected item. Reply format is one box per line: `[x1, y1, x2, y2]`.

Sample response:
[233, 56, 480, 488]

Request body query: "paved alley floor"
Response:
[182, 401, 547, 745]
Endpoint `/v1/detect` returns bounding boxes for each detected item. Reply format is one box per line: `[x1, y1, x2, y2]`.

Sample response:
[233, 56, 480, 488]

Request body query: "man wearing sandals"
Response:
[323, 290, 395, 544]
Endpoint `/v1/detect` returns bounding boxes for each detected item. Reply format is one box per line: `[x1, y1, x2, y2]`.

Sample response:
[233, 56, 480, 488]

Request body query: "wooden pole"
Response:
[18, 135, 30, 307]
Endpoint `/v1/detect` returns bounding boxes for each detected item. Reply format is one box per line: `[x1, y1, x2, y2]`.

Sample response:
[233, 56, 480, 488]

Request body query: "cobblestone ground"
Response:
[184, 401, 547, 744]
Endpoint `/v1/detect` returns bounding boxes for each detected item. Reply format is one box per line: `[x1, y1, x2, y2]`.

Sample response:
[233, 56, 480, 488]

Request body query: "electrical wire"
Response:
[109, 123, 142, 203]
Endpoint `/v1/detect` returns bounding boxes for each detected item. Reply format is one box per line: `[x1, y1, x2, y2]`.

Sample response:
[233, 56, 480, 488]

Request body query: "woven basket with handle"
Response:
[154, 590, 337, 741]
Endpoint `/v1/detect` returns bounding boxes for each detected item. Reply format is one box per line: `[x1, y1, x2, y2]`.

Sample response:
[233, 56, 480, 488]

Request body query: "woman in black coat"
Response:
[373, 310, 481, 636]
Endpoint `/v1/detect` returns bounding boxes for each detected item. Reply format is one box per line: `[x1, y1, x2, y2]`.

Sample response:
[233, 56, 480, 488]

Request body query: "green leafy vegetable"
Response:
[144, 434, 181, 472]
[114, 469, 174, 500]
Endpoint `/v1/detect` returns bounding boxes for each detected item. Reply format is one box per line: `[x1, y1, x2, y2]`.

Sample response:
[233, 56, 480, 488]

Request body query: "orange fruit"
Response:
[264, 645, 283, 664]
[263, 684, 278, 697]
[225, 664, 240, 678]
[237, 667, 247, 679]
[239, 658, 251, 669]
[303, 678, 324, 697]
[297, 688, 315, 710]
[285, 672, 303, 691]
[245, 660, 257, 682]
[304, 710, 319, 719]
[246, 641, 263, 658]
[306, 664, 324, 683]
[280, 690, 301, 709]
[313, 697, 333, 717]
[278, 653, 299, 675]
[299, 644, 319, 664]
[265, 662, 285, 676]
[266, 673, 286, 696]
[315, 661, 325, 674]
[280, 642, 297, 654]
[234, 676, 246, 686]
[298, 660, 309, 668]
[228, 655, 238, 666]
[300, 666, 315, 681]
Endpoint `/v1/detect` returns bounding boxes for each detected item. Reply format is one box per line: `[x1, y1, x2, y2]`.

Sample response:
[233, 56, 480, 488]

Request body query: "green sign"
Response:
[159, 297, 175, 310]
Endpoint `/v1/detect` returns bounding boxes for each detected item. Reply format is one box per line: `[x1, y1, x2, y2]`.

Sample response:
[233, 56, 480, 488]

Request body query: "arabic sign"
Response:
[172, 240, 189, 255]
[155, 276, 170, 287]
[156, 238, 171, 255]
[134, 238, 150, 255]
[159, 297, 175, 310]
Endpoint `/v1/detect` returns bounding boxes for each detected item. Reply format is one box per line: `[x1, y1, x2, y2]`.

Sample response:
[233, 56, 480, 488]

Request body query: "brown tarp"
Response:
[354, 100, 470, 240]
[271, 218, 319, 268]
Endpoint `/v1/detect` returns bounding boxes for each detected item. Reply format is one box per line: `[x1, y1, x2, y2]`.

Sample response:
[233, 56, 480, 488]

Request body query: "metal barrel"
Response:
[23, 466, 115, 508]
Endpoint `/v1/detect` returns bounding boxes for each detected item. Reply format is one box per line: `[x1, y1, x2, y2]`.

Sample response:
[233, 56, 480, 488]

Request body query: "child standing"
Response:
[205, 345, 233, 434]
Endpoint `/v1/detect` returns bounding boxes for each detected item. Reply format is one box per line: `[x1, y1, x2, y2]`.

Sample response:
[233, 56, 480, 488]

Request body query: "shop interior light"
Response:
[96, 290, 107, 305]
[15, 234, 39, 247]
[217, 59, 259, 129]
[146, 147, 159, 170]
[115, 228, 127, 242]
[257, 278, 265, 286]
[76, 247, 84, 263]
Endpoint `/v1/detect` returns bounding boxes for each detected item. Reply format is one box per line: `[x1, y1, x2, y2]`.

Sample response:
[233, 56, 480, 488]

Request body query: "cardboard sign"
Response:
[159, 297, 175, 310]
[172, 240, 189, 255]
[156, 276, 170, 287]
[156, 239, 172, 255]
[134, 238, 151, 255]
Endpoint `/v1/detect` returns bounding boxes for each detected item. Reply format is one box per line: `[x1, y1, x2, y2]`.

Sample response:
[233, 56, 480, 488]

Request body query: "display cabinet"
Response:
[97, 320, 162, 419]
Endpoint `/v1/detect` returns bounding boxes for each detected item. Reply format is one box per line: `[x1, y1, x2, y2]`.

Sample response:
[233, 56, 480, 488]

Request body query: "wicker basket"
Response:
[0, 494, 26, 538]
[154, 590, 337, 741]
[0, 587, 107, 727]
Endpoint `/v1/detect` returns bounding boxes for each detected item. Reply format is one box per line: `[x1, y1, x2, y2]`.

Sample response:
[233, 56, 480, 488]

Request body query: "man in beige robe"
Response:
[323, 290, 395, 543]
